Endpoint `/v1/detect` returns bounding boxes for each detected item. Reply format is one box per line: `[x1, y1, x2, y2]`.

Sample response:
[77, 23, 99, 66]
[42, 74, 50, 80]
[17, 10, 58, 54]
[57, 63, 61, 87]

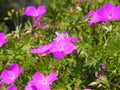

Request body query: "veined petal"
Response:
[103, 3, 114, 12]
[23, 6, 37, 17]
[54, 31, 68, 41]
[69, 37, 79, 42]
[30, 44, 52, 55]
[32, 72, 45, 81]
[88, 11, 101, 25]
[10, 64, 23, 77]
[53, 51, 65, 59]
[113, 6, 120, 20]
[7, 86, 17, 90]
[47, 72, 58, 85]
[0, 70, 15, 85]
[0, 64, 23, 85]
[25, 80, 38, 90]
[0, 33, 8, 47]
[37, 6, 46, 16]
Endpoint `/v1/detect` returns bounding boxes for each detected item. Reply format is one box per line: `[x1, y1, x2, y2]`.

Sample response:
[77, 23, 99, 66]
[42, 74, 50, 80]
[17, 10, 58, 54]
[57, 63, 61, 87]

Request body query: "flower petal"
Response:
[47, 72, 58, 85]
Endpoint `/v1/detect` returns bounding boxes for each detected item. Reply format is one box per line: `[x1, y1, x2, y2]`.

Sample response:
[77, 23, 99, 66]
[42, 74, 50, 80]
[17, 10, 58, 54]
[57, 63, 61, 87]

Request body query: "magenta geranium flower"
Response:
[50, 39, 78, 59]
[23, 5, 46, 27]
[25, 72, 58, 90]
[0, 32, 8, 47]
[30, 31, 78, 59]
[97, 3, 120, 21]
[88, 11, 101, 25]
[23, 6, 46, 17]
[0, 64, 23, 85]
[7, 86, 17, 90]
[30, 44, 53, 56]
[87, 3, 120, 25]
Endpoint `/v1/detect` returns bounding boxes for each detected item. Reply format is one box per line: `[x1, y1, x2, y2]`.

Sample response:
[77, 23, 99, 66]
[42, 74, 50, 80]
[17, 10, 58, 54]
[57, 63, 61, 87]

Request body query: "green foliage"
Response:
[0, 0, 120, 90]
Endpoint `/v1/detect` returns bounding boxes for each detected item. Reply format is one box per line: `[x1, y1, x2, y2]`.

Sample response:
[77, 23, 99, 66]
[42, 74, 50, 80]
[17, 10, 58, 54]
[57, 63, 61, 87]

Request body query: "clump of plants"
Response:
[0, 0, 120, 90]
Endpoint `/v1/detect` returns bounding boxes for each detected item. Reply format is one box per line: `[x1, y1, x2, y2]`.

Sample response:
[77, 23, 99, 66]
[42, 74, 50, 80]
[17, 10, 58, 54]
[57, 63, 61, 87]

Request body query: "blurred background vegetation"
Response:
[0, 0, 50, 31]
[1, 0, 120, 32]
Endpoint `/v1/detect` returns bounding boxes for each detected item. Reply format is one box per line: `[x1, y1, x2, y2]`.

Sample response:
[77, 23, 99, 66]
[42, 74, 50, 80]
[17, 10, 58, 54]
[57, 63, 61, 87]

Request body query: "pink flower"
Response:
[50, 39, 78, 59]
[53, 31, 69, 41]
[87, 3, 120, 25]
[30, 44, 53, 56]
[0, 64, 23, 85]
[25, 72, 58, 90]
[23, 6, 46, 17]
[97, 3, 120, 21]
[30, 31, 79, 59]
[88, 11, 101, 25]
[7, 86, 17, 90]
[54, 31, 79, 42]
[0, 32, 8, 47]
[23, 5, 46, 27]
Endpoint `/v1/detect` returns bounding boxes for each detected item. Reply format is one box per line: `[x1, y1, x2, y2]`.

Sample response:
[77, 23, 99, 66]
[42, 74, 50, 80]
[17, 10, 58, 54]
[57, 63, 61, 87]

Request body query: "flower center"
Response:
[108, 13, 113, 19]
[41, 78, 48, 85]
[9, 73, 16, 81]
[57, 45, 64, 51]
